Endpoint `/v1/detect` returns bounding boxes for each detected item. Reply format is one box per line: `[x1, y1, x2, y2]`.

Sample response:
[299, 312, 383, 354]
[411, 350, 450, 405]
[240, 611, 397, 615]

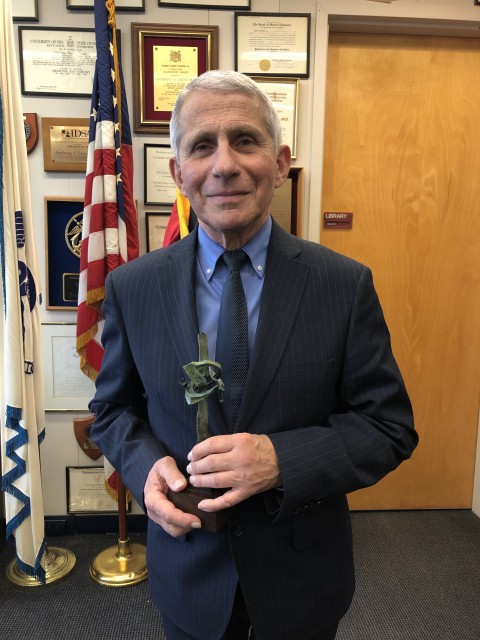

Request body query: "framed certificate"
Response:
[146, 212, 170, 252]
[67, 0, 144, 10]
[42, 323, 96, 411]
[252, 77, 298, 159]
[41, 118, 89, 172]
[235, 13, 311, 78]
[144, 144, 177, 205]
[12, 0, 39, 22]
[158, 0, 250, 8]
[44, 196, 84, 310]
[132, 23, 219, 134]
[18, 27, 97, 97]
[67, 467, 131, 514]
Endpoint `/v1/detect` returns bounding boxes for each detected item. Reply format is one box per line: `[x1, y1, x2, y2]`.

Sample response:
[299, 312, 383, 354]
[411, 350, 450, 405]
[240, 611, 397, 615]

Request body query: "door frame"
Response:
[309, 0, 480, 515]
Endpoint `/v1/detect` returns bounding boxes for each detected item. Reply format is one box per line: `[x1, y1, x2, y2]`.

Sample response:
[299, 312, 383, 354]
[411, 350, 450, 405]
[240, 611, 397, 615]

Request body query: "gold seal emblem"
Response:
[259, 59, 271, 72]
[65, 211, 83, 258]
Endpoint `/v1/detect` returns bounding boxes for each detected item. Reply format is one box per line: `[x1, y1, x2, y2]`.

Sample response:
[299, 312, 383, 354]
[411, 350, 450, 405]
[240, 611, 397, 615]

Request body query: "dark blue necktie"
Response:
[216, 250, 249, 430]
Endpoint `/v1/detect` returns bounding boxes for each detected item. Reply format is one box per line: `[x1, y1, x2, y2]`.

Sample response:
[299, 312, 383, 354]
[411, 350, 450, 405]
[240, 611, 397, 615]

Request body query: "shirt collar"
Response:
[197, 216, 272, 282]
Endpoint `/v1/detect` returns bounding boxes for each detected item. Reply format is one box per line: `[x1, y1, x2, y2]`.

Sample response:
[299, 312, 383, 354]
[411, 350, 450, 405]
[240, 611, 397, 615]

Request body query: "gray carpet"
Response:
[1, 511, 479, 639]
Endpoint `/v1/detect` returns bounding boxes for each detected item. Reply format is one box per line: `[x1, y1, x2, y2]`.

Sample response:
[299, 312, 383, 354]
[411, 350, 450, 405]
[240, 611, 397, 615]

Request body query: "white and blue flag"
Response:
[0, 0, 46, 582]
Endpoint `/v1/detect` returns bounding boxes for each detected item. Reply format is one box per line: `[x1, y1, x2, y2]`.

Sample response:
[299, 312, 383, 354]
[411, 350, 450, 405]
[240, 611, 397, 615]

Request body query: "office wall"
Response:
[11, 0, 479, 516]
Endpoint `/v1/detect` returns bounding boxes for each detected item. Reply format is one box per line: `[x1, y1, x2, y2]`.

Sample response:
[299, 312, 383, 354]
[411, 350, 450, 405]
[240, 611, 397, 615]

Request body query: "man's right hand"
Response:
[144, 456, 202, 537]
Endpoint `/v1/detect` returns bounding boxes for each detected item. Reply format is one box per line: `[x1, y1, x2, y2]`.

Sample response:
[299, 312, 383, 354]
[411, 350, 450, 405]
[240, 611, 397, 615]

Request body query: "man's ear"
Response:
[275, 144, 292, 188]
[169, 157, 186, 194]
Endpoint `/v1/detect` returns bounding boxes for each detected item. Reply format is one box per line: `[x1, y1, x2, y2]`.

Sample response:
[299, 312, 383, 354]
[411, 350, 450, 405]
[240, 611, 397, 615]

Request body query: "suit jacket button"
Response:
[232, 525, 244, 537]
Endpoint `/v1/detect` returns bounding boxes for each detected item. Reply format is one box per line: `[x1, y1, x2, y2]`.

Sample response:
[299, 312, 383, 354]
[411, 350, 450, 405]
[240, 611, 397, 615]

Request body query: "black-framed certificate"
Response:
[67, 467, 131, 514]
[18, 27, 97, 97]
[235, 13, 311, 78]
[144, 144, 177, 205]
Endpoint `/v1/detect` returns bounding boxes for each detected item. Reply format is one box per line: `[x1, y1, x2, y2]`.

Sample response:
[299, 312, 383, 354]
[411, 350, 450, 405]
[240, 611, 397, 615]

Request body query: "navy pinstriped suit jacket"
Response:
[90, 220, 417, 640]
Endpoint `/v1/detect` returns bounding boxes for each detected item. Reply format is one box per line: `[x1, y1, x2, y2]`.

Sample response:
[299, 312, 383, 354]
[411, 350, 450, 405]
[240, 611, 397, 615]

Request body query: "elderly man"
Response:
[90, 70, 417, 640]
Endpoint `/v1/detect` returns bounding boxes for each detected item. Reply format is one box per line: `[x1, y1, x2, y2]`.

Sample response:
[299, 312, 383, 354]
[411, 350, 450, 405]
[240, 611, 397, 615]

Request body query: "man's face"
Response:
[170, 90, 291, 248]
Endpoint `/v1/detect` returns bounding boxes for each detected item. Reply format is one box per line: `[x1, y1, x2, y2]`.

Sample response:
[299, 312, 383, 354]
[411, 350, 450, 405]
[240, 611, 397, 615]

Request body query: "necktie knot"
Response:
[222, 250, 248, 272]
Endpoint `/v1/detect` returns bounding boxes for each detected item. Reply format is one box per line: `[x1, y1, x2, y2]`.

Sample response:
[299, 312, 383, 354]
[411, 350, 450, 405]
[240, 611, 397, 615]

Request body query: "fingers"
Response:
[186, 434, 281, 510]
[144, 456, 202, 537]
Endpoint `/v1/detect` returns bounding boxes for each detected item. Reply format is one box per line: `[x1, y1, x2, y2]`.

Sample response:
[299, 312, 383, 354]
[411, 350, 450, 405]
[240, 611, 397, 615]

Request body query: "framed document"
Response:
[67, 0, 145, 10]
[252, 77, 298, 159]
[18, 27, 97, 97]
[144, 144, 176, 205]
[146, 212, 170, 252]
[235, 13, 311, 78]
[132, 23, 219, 134]
[67, 467, 131, 513]
[158, 0, 250, 8]
[12, 0, 39, 22]
[270, 167, 301, 236]
[44, 196, 83, 310]
[42, 118, 89, 172]
[42, 323, 96, 411]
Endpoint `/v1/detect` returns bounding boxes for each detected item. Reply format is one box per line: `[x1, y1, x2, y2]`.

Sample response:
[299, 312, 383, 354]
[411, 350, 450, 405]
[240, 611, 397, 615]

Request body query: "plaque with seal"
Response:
[44, 196, 84, 310]
[42, 117, 89, 172]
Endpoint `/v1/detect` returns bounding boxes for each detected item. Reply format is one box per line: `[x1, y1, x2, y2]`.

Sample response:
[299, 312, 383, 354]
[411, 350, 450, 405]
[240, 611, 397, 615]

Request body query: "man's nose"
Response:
[212, 141, 239, 178]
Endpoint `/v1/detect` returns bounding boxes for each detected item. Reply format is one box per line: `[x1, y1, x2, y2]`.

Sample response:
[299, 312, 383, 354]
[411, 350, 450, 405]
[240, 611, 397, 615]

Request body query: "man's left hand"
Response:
[186, 433, 281, 512]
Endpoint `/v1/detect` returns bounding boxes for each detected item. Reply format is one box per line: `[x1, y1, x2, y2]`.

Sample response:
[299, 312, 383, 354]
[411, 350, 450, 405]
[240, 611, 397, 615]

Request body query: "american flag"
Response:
[76, 0, 139, 496]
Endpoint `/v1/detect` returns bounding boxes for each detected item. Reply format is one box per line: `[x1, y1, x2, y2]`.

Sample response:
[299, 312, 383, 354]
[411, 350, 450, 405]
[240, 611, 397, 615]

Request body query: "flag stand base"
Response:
[89, 538, 147, 587]
[6, 546, 76, 587]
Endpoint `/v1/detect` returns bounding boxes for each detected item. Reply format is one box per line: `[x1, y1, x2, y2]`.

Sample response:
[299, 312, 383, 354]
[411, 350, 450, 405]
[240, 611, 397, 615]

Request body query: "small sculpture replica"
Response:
[167, 333, 230, 532]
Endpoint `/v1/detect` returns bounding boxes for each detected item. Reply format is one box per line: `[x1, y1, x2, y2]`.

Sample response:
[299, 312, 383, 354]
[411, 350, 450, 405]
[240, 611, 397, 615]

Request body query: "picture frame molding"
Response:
[41, 117, 89, 172]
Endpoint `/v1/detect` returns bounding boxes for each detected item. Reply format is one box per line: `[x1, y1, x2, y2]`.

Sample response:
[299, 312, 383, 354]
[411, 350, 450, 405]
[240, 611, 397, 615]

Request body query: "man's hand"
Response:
[144, 456, 202, 537]
[186, 433, 281, 512]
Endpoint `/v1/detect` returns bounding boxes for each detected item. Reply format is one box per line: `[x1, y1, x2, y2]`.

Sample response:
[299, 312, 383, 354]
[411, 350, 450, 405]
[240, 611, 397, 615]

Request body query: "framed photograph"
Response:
[42, 323, 96, 411]
[146, 212, 170, 252]
[19, 27, 97, 97]
[132, 23, 219, 134]
[67, 467, 131, 514]
[41, 118, 89, 172]
[144, 144, 177, 205]
[67, 0, 145, 10]
[252, 77, 298, 159]
[12, 0, 39, 22]
[158, 0, 250, 8]
[44, 196, 84, 310]
[270, 167, 301, 236]
[235, 13, 311, 78]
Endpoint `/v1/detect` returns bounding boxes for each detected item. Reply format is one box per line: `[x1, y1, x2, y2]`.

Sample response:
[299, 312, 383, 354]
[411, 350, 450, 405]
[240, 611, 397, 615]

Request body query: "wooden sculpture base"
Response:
[167, 484, 230, 532]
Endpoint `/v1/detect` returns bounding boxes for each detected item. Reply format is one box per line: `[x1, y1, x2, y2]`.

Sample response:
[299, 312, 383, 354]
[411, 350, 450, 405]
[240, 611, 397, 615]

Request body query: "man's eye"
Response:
[238, 137, 254, 147]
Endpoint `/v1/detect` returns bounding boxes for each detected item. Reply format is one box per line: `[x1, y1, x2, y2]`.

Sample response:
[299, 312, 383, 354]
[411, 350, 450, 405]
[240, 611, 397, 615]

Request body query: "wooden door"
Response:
[321, 33, 480, 509]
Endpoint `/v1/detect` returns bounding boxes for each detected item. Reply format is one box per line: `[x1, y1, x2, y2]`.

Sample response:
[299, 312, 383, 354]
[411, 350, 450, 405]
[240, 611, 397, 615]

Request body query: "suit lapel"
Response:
[235, 223, 310, 431]
[155, 230, 200, 370]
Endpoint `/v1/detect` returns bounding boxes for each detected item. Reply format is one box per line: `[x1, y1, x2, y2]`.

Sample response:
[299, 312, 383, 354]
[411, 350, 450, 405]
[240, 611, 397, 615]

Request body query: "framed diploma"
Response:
[18, 27, 97, 97]
[144, 144, 177, 205]
[67, 0, 145, 10]
[132, 23, 219, 134]
[235, 13, 311, 78]
[67, 467, 131, 513]
[146, 212, 170, 252]
[44, 196, 84, 310]
[252, 77, 298, 159]
[158, 0, 250, 8]
[42, 118, 89, 172]
[42, 323, 96, 411]
[12, 0, 39, 22]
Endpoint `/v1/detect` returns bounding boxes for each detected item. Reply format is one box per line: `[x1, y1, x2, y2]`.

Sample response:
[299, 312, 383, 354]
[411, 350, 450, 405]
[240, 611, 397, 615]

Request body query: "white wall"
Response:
[13, 0, 479, 515]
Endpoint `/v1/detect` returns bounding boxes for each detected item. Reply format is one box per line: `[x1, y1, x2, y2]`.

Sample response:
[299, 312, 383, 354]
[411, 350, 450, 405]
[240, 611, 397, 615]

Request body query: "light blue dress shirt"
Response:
[195, 216, 272, 361]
